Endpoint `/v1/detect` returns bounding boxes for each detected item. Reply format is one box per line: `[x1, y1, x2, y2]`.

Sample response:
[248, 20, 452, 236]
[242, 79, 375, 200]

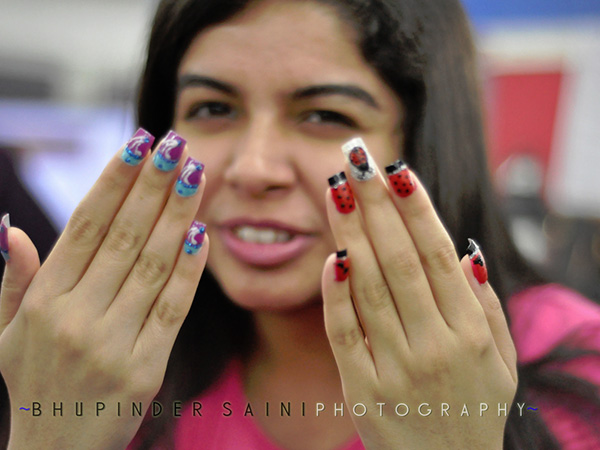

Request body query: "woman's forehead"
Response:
[177, 0, 386, 94]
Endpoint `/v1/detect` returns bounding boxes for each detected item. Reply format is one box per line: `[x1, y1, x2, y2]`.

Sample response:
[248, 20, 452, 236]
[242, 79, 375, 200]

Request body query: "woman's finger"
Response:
[321, 251, 374, 384]
[108, 162, 206, 336]
[460, 247, 518, 383]
[383, 160, 487, 330]
[75, 132, 188, 313]
[40, 128, 155, 295]
[339, 139, 445, 341]
[0, 217, 40, 333]
[135, 229, 209, 366]
[325, 177, 409, 359]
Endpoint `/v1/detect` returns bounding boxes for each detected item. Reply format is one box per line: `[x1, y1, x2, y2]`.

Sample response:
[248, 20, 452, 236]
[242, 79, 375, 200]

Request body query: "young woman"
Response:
[1, 0, 599, 448]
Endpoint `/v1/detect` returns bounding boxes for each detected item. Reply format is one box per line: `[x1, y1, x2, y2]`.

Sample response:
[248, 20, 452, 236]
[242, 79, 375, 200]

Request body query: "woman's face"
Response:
[175, 0, 403, 311]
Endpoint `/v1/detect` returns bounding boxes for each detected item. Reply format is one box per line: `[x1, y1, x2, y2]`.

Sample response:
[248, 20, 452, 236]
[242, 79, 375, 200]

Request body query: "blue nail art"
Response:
[121, 128, 154, 166]
[176, 157, 204, 197]
[0, 213, 10, 262]
[184, 221, 206, 255]
[153, 131, 186, 172]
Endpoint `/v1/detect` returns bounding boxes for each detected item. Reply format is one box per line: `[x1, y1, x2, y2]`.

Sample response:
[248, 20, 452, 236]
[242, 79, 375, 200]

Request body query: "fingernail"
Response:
[335, 249, 350, 282]
[1, 213, 10, 262]
[121, 128, 155, 166]
[467, 238, 488, 284]
[184, 221, 206, 255]
[328, 172, 355, 214]
[341, 137, 376, 181]
[385, 160, 416, 197]
[176, 157, 204, 197]
[153, 130, 186, 172]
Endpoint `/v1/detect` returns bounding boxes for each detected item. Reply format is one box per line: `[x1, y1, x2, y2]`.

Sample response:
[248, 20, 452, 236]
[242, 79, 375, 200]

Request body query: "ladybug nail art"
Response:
[342, 137, 376, 181]
[328, 172, 355, 214]
[467, 238, 488, 284]
[385, 160, 416, 197]
[335, 249, 350, 282]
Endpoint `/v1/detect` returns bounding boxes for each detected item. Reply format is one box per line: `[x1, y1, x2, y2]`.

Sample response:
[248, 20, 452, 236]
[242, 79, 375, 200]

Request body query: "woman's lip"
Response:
[218, 226, 316, 268]
[218, 218, 315, 236]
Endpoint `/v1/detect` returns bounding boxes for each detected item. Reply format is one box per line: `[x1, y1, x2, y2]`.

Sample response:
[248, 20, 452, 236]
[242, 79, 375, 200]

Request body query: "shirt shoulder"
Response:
[509, 283, 600, 364]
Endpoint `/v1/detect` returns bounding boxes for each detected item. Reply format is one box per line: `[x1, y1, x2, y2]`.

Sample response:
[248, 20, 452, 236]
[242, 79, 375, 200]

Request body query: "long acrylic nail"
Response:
[121, 128, 155, 166]
[385, 160, 416, 197]
[1, 213, 10, 262]
[328, 172, 355, 214]
[335, 249, 350, 282]
[153, 130, 186, 172]
[467, 238, 488, 284]
[176, 157, 204, 197]
[341, 137, 376, 181]
[184, 221, 206, 255]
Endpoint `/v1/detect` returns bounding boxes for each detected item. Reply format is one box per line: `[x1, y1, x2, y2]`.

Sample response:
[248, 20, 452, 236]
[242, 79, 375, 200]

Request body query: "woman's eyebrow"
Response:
[177, 74, 239, 96]
[291, 84, 380, 110]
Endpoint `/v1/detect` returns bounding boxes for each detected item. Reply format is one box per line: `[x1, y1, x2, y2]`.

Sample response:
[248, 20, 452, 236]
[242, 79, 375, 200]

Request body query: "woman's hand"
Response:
[0, 129, 209, 449]
[322, 138, 517, 449]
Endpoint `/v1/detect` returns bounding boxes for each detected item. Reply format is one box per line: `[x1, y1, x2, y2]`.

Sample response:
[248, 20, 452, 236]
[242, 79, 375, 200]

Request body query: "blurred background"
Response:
[0, 0, 599, 300]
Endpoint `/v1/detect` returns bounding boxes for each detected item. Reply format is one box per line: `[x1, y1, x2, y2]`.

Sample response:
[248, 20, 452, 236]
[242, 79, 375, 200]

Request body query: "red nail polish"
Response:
[467, 238, 488, 284]
[328, 172, 355, 214]
[335, 249, 350, 282]
[385, 160, 416, 197]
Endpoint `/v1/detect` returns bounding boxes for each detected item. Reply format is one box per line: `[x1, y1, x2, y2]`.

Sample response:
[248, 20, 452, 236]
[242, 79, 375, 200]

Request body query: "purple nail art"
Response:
[184, 221, 206, 255]
[121, 128, 155, 166]
[176, 157, 204, 197]
[153, 131, 186, 172]
[1, 213, 10, 262]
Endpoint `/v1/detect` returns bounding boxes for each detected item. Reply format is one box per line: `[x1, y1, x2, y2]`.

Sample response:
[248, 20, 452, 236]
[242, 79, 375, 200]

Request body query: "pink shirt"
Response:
[131, 284, 600, 449]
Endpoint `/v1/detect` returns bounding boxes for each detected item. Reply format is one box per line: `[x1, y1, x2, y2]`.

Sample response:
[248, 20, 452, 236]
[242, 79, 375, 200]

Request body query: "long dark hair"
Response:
[134, 0, 600, 448]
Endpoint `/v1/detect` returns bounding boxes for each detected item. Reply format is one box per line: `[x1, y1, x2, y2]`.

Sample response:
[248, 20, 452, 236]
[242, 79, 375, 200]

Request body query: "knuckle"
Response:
[389, 251, 421, 279]
[361, 275, 392, 311]
[154, 297, 188, 327]
[421, 243, 458, 276]
[463, 329, 493, 359]
[328, 325, 363, 349]
[104, 222, 141, 254]
[66, 209, 105, 247]
[132, 251, 170, 287]
[53, 322, 88, 357]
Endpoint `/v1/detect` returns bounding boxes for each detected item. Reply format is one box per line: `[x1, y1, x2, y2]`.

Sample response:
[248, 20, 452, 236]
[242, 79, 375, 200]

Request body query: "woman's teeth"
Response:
[234, 226, 293, 244]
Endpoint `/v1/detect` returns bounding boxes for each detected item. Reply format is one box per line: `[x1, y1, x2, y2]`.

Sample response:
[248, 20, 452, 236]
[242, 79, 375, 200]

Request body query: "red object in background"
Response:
[487, 70, 564, 192]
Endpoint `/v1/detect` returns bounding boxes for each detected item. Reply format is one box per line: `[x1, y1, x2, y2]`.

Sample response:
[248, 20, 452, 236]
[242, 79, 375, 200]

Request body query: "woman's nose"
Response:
[223, 119, 296, 197]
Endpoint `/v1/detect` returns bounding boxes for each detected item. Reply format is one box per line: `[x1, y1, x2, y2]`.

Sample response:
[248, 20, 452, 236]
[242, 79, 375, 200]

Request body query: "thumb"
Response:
[0, 214, 41, 333]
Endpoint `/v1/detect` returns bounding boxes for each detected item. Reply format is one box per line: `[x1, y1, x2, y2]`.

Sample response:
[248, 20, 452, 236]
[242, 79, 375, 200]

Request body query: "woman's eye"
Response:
[185, 102, 236, 120]
[304, 110, 356, 128]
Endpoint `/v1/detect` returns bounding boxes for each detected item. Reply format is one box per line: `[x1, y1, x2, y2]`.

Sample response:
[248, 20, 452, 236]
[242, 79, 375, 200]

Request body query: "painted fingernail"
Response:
[385, 160, 416, 197]
[176, 157, 204, 197]
[184, 221, 206, 255]
[335, 249, 350, 282]
[341, 137, 376, 181]
[0, 213, 9, 262]
[467, 238, 488, 284]
[328, 172, 355, 214]
[121, 128, 155, 166]
[153, 130, 186, 172]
